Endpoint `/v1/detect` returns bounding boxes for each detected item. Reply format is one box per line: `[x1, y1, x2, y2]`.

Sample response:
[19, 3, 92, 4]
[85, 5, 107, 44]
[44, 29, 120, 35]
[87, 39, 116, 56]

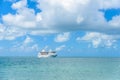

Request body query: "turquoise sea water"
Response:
[0, 57, 120, 80]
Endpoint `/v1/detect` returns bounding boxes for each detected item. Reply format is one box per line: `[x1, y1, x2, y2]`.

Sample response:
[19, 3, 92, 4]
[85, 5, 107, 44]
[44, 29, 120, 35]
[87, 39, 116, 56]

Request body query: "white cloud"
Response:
[2, 0, 43, 30]
[55, 45, 66, 51]
[11, 36, 39, 52]
[99, 0, 120, 9]
[1, 0, 120, 40]
[77, 32, 119, 48]
[36, 0, 120, 34]
[0, 24, 5, 33]
[2, 9, 37, 29]
[11, 0, 27, 9]
[109, 15, 120, 27]
[24, 36, 33, 44]
[54, 32, 70, 42]
[0, 24, 25, 40]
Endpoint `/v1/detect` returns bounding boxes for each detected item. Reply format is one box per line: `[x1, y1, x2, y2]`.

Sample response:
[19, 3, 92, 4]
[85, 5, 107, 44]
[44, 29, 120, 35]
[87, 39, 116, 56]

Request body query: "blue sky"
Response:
[0, 0, 120, 57]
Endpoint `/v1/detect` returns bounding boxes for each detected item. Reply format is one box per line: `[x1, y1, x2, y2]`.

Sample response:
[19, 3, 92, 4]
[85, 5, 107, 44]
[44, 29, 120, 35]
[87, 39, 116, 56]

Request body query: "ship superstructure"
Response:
[38, 49, 57, 58]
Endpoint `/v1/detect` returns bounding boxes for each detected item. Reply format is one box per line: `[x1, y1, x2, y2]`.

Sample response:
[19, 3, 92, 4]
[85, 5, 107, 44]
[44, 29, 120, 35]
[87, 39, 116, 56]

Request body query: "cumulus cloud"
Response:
[36, 0, 120, 34]
[55, 45, 66, 51]
[1, 0, 120, 40]
[11, 0, 27, 9]
[54, 32, 70, 42]
[99, 0, 120, 9]
[0, 24, 5, 33]
[0, 23, 25, 40]
[11, 36, 39, 52]
[3, 3, 39, 29]
[24, 36, 33, 44]
[77, 32, 119, 48]
[108, 15, 120, 27]
[2, 0, 44, 35]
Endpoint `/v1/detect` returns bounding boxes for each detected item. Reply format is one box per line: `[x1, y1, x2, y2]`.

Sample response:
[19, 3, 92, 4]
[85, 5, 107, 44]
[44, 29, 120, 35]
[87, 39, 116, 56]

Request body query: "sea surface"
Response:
[0, 57, 120, 80]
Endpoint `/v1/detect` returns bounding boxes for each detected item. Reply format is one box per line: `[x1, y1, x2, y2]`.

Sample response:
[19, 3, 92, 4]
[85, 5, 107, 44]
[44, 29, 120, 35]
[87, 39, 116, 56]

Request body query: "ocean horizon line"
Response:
[1, 56, 120, 58]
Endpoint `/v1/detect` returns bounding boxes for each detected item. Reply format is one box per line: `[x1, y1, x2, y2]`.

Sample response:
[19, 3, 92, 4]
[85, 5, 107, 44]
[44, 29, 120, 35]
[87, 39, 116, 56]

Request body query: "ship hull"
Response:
[51, 55, 57, 57]
[38, 54, 57, 58]
[37, 50, 57, 58]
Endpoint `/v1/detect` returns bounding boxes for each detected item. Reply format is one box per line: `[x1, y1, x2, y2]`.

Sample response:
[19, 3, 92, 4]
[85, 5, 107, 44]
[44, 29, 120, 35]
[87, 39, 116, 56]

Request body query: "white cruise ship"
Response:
[38, 49, 57, 58]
